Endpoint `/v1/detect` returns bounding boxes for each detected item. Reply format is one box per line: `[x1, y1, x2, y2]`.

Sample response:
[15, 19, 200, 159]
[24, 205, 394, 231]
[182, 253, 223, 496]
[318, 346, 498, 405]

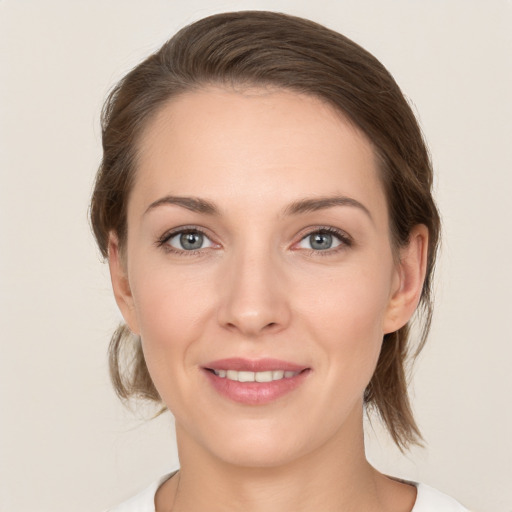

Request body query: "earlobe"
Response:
[383, 225, 429, 334]
[107, 233, 140, 335]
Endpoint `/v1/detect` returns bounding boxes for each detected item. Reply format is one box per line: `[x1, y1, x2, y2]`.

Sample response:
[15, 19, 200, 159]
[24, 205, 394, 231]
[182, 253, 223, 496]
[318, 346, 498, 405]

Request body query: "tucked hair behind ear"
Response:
[90, 10, 440, 450]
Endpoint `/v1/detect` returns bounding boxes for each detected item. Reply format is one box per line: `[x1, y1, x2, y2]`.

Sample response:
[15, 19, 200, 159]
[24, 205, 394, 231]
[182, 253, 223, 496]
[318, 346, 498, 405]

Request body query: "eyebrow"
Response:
[144, 195, 218, 216]
[144, 194, 372, 221]
[283, 196, 373, 222]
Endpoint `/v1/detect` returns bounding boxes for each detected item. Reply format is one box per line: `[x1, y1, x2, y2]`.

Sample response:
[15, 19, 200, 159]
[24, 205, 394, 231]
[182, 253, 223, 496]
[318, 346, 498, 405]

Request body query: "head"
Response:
[90, 11, 440, 452]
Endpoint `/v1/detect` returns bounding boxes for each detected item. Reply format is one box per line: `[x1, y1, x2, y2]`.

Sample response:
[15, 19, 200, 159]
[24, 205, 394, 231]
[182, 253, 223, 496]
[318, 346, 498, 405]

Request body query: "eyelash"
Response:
[295, 226, 353, 256]
[155, 226, 352, 256]
[156, 226, 214, 256]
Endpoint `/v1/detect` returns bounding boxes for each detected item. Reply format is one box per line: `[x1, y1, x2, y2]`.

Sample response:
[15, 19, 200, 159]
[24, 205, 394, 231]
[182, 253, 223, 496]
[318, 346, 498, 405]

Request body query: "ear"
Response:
[107, 232, 140, 335]
[383, 224, 429, 334]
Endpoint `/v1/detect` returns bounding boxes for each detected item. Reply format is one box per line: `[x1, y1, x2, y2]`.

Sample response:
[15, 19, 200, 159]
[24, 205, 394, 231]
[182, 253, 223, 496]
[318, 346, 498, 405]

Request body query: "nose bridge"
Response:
[217, 237, 289, 335]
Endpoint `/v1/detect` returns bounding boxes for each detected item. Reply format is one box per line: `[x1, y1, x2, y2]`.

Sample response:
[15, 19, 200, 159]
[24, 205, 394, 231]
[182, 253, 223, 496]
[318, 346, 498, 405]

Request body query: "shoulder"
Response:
[104, 472, 177, 512]
[413, 483, 471, 512]
[105, 473, 471, 512]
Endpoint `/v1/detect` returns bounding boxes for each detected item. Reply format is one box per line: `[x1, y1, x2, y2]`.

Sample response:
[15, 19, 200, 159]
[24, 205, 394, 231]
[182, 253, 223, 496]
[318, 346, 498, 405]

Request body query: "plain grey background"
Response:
[1, 1, 511, 511]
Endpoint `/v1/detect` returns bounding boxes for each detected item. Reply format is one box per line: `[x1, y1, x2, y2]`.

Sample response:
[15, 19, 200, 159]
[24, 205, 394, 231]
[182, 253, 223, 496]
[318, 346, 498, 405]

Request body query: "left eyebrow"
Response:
[283, 195, 373, 223]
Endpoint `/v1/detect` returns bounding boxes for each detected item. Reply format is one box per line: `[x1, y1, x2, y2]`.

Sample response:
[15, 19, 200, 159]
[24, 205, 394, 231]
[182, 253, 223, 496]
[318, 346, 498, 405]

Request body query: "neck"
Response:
[157, 406, 415, 512]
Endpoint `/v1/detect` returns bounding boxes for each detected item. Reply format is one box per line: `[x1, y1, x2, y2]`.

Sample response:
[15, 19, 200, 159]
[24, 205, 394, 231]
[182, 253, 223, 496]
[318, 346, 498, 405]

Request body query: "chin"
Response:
[227, 417, 343, 470]
[179, 415, 311, 469]
[214, 437, 308, 469]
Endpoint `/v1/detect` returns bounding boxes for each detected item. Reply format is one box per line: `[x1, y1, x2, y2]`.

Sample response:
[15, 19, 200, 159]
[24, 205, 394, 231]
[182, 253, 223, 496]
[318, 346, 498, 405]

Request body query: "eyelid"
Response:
[155, 224, 351, 254]
[156, 225, 220, 253]
[292, 226, 353, 252]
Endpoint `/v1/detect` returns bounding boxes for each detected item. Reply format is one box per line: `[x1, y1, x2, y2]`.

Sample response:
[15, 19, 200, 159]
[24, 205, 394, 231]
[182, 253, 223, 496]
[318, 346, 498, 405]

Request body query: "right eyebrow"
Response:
[144, 195, 219, 216]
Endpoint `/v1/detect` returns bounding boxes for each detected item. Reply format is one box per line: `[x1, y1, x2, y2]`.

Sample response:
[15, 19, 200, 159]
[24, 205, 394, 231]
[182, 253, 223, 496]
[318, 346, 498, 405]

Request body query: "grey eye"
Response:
[168, 231, 213, 251]
[180, 232, 203, 250]
[309, 233, 333, 250]
[297, 231, 343, 251]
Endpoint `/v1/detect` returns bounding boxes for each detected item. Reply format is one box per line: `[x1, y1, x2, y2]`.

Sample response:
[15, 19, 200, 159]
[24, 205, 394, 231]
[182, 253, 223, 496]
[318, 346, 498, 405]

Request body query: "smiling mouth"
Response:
[203, 361, 311, 404]
[205, 368, 305, 382]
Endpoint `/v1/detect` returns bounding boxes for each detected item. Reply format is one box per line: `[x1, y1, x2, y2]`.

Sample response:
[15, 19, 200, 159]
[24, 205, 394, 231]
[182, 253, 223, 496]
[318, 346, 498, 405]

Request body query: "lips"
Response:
[202, 358, 311, 405]
[203, 357, 307, 372]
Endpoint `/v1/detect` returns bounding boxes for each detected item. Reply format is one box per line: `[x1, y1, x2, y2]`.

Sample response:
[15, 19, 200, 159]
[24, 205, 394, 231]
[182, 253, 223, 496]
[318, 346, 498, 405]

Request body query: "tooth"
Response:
[217, 369, 299, 382]
[238, 371, 255, 382]
[226, 370, 238, 380]
[255, 371, 273, 382]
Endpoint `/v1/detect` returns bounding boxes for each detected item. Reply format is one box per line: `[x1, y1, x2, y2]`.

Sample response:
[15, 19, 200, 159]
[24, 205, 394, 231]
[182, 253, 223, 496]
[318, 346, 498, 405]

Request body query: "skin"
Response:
[109, 87, 428, 512]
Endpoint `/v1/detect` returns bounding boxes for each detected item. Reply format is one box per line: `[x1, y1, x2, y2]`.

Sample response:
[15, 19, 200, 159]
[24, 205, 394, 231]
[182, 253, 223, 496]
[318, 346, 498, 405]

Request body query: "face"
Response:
[110, 87, 425, 468]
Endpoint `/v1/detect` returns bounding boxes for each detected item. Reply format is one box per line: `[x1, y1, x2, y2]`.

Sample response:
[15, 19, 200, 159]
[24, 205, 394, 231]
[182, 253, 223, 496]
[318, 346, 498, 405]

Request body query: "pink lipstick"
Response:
[202, 358, 311, 405]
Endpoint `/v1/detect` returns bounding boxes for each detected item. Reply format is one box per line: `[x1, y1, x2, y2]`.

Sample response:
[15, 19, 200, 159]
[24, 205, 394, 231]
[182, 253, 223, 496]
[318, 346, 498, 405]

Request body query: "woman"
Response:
[91, 11, 469, 512]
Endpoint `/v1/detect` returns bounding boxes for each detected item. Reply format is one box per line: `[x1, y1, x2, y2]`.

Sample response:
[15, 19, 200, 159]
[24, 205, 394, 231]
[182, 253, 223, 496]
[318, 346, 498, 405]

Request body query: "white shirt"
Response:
[106, 472, 470, 512]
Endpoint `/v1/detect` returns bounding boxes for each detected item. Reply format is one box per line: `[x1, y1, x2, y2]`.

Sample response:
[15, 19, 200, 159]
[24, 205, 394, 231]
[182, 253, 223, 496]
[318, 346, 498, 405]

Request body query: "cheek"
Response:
[298, 261, 393, 377]
[131, 252, 210, 322]
[128, 260, 215, 373]
[302, 261, 392, 335]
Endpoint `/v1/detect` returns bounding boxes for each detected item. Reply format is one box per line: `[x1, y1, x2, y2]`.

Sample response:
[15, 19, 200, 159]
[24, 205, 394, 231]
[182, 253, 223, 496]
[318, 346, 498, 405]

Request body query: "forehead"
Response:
[131, 87, 387, 221]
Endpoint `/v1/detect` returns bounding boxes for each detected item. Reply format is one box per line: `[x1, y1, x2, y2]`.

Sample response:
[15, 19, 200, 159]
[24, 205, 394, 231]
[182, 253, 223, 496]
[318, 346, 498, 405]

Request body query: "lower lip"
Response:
[203, 369, 311, 405]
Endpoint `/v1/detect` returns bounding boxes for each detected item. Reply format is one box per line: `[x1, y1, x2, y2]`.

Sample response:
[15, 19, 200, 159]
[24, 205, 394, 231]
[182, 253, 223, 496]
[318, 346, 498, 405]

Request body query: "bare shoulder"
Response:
[154, 472, 180, 512]
[376, 473, 418, 512]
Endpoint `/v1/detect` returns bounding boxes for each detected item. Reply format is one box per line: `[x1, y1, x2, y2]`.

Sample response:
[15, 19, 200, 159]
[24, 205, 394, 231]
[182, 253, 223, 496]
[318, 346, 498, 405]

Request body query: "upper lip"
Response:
[203, 358, 308, 372]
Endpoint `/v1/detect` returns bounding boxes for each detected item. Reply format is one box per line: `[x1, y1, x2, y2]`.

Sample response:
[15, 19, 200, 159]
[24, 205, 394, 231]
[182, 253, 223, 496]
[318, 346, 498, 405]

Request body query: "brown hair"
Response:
[90, 11, 440, 450]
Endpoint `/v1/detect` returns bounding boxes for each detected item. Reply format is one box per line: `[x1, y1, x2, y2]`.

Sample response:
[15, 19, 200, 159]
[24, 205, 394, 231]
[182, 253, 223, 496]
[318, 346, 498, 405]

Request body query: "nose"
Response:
[216, 249, 291, 337]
